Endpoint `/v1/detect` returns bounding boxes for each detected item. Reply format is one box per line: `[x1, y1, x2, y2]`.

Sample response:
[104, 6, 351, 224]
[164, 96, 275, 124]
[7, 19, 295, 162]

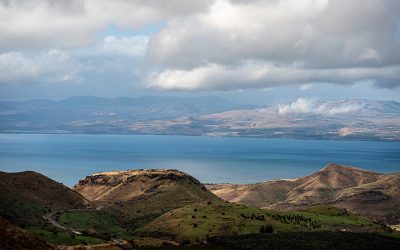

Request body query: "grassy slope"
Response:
[0, 196, 48, 227]
[141, 202, 388, 242]
[27, 226, 104, 245]
[271, 205, 382, 231]
[56, 210, 129, 238]
[106, 181, 220, 230]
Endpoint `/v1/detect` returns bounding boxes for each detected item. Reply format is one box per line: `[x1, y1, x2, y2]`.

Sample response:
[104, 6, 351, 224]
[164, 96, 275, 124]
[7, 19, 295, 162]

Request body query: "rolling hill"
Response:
[0, 171, 88, 227]
[206, 163, 400, 224]
[74, 169, 220, 228]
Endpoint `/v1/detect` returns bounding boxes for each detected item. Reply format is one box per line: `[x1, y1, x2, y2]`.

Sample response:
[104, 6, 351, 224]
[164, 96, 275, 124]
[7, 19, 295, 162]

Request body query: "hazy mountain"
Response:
[128, 99, 400, 141]
[0, 95, 247, 133]
[206, 163, 400, 224]
[1, 97, 398, 141]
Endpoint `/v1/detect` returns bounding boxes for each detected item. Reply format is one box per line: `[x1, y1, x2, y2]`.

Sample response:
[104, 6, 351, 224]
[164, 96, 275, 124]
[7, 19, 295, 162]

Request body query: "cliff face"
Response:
[206, 163, 400, 224]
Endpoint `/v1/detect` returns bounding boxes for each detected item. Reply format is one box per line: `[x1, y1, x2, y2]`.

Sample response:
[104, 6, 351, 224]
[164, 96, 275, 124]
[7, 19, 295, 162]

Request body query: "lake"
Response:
[0, 134, 399, 187]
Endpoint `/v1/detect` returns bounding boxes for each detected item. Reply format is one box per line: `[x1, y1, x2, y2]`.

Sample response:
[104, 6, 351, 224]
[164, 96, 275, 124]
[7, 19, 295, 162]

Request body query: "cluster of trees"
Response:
[265, 212, 321, 229]
[240, 213, 265, 221]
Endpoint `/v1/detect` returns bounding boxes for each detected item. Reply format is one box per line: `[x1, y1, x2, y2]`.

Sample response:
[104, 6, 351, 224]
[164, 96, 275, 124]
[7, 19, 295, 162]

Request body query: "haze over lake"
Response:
[0, 134, 398, 187]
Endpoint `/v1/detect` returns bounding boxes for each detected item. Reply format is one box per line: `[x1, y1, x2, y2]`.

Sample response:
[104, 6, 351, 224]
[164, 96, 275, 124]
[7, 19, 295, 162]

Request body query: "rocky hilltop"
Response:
[206, 163, 400, 224]
[74, 169, 219, 218]
[74, 169, 210, 202]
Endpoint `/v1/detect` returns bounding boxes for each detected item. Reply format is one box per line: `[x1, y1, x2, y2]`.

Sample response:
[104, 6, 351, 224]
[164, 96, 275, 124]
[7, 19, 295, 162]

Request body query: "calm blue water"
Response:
[0, 134, 399, 187]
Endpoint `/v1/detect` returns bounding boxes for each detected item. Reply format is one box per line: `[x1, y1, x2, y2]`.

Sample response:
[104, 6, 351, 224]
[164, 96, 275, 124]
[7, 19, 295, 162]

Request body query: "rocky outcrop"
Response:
[74, 169, 213, 203]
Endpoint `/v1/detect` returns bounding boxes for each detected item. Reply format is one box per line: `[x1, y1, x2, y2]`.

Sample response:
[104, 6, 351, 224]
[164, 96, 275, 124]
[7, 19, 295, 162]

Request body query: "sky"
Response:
[0, 0, 399, 105]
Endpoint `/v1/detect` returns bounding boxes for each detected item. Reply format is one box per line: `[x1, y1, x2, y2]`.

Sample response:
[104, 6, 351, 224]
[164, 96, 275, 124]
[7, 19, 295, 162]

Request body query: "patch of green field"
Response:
[106, 182, 220, 231]
[264, 205, 384, 232]
[27, 225, 105, 245]
[57, 210, 129, 238]
[141, 203, 389, 242]
[140, 201, 306, 241]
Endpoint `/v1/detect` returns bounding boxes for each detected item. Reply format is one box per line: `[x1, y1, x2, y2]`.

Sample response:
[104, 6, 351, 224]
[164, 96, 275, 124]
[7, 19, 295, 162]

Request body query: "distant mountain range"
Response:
[1, 96, 399, 141]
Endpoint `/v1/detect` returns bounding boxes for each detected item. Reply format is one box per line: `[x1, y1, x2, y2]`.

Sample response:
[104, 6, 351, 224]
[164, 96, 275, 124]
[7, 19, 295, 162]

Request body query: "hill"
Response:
[74, 169, 220, 229]
[0, 171, 87, 210]
[140, 201, 387, 242]
[0, 171, 88, 227]
[0, 168, 397, 248]
[206, 163, 400, 224]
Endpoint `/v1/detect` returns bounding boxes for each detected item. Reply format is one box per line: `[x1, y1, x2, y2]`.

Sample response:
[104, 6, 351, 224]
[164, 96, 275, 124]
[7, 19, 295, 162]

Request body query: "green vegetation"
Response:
[0, 196, 47, 227]
[264, 205, 384, 232]
[141, 203, 391, 242]
[56, 210, 130, 239]
[27, 225, 104, 245]
[141, 201, 310, 241]
[106, 182, 220, 231]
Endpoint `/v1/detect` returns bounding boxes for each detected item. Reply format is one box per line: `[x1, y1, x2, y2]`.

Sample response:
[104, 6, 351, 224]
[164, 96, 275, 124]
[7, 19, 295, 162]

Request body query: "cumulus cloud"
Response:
[0, 50, 81, 84]
[0, 35, 148, 84]
[146, 62, 400, 90]
[1, 0, 399, 91]
[146, 0, 400, 90]
[278, 98, 365, 115]
[0, 0, 212, 49]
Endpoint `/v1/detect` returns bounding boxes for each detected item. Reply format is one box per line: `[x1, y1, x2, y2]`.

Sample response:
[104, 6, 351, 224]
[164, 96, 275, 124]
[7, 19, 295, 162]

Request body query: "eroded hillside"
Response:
[206, 163, 400, 224]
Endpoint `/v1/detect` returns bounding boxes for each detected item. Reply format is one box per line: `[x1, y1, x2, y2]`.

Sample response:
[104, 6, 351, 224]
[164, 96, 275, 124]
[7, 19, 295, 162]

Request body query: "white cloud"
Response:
[1, 0, 399, 91]
[0, 50, 81, 84]
[0, 35, 149, 84]
[91, 36, 149, 57]
[146, 0, 400, 90]
[299, 83, 313, 90]
[278, 98, 365, 115]
[146, 62, 400, 90]
[0, 0, 212, 49]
